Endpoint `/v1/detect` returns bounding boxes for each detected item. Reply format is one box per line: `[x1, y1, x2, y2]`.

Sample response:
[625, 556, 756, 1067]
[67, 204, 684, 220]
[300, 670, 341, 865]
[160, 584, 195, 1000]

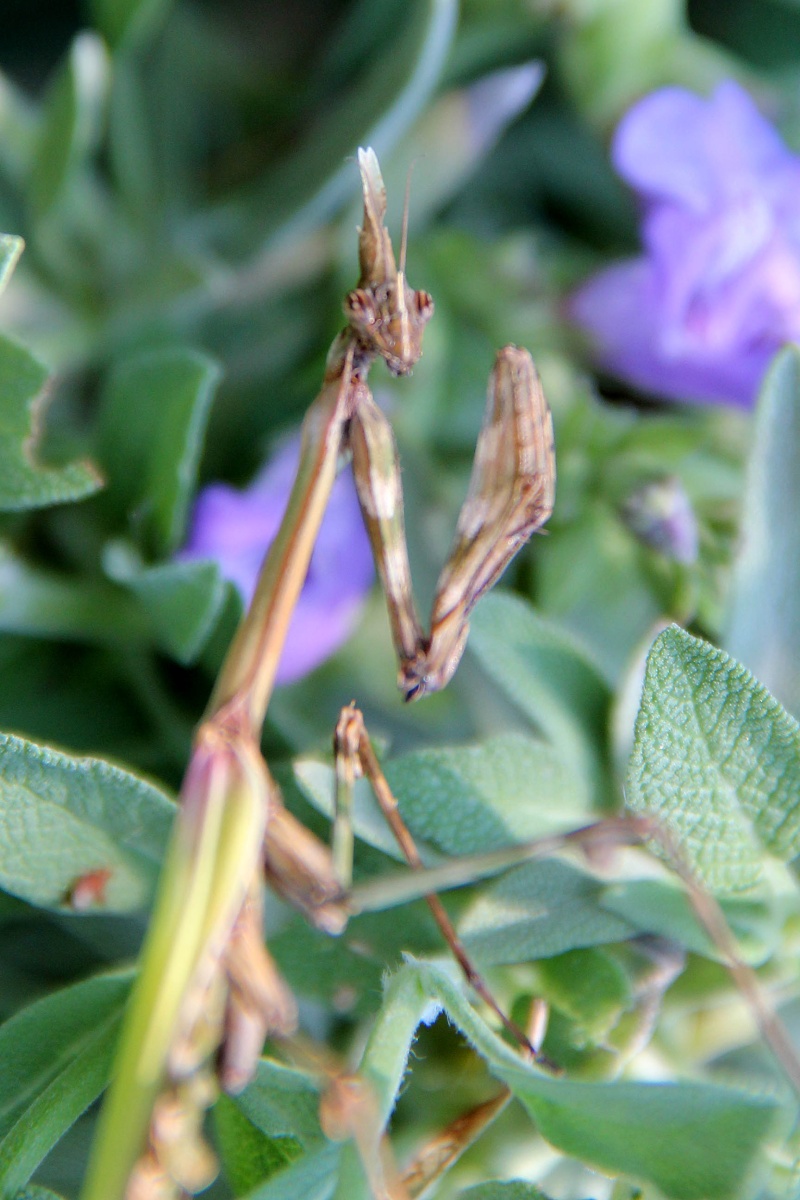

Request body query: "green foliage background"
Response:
[2, 1, 800, 1198]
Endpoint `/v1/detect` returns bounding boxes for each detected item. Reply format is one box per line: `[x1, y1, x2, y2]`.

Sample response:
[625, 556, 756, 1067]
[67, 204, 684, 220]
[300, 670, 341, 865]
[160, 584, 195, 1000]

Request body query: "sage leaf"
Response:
[0, 731, 174, 912]
[627, 626, 800, 892]
[0, 335, 101, 511]
[725, 345, 800, 720]
[96, 346, 221, 556]
[469, 592, 612, 805]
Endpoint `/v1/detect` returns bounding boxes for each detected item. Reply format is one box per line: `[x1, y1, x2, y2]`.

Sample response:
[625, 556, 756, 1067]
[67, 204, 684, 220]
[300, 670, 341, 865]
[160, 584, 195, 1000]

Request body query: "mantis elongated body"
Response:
[81, 149, 556, 1200]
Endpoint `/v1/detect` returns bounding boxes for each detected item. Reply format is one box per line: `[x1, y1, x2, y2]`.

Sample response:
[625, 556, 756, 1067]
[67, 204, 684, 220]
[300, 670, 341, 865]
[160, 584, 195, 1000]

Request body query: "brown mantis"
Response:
[80, 147, 556, 1200]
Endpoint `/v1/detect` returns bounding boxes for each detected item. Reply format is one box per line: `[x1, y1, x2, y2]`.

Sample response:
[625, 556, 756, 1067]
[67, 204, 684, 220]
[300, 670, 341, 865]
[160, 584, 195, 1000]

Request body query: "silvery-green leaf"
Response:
[725, 345, 800, 720]
[96, 346, 220, 556]
[0, 336, 101, 510]
[469, 592, 612, 805]
[0, 732, 174, 912]
[627, 626, 800, 893]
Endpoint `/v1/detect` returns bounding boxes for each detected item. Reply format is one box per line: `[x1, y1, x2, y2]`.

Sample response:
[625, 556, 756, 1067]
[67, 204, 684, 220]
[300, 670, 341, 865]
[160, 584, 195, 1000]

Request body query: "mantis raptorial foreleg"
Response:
[413, 347, 555, 697]
[333, 703, 547, 1059]
[351, 346, 556, 700]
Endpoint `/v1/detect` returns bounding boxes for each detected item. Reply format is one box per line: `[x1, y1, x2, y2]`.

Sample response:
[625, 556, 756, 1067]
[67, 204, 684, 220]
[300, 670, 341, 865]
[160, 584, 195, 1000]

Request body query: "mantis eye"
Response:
[414, 290, 434, 322]
[345, 289, 376, 326]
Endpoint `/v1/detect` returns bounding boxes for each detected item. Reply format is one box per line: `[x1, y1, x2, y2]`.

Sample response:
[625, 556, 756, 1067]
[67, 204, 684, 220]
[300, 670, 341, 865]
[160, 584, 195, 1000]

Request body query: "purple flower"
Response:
[570, 82, 800, 407]
[621, 477, 699, 565]
[180, 438, 374, 684]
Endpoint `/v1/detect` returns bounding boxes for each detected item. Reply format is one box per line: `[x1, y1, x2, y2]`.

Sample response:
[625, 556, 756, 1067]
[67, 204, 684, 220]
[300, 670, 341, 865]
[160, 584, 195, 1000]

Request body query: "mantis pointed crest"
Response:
[346, 147, 433, 376]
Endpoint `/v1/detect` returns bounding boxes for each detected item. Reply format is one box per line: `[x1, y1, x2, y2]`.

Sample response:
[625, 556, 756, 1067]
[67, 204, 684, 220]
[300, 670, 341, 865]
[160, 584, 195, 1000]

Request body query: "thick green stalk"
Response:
[81, 730, 268, 1200]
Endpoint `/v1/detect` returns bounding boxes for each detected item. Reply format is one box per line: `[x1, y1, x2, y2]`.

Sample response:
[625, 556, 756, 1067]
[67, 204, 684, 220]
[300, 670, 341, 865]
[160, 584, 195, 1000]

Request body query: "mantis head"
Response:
[346, 147, 434, 375]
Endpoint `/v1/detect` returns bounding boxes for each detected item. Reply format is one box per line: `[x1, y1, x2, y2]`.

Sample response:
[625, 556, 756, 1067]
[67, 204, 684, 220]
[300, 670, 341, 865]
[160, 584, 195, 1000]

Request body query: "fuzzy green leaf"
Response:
[124, 559, 231, 664]
[96, 347, 220, 556]
[503, 1072, 774, 1200]
[725, 345, 800, 719]
[459, 860, 635, 965]
[627, 626, 800, 892]
[0, 335, 102, 510]
[388, 733, 591, 855]
[0, 971, 131, 1196]
[396, 961, 778, 1200]
[0, 731, 174, 911]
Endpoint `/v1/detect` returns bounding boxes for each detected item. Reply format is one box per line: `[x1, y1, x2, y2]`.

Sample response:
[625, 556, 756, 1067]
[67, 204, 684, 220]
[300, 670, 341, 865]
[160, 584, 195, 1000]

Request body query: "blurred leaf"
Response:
[270, 900, 438, 1021]
[233, 1059, 326, 1150]
[30, 34, 109, 217]
[241, 1143, 341, 1200]
[690, 0, 800, 69]
[0, 970, 131, 1196]
[558, 0, 679, 125]
[0, 547, 146, 644]
[627, 626, 800, 893]
[603, 879, 778, 964]
[0, 731, 174, 911]
[0, 71, 38, 187]
[725, 346, 800, 720]
[214, 1094, 303, 1196]
[0, 336, 102, 511]
[119, 558, 231, 664]
[469, 591, 613, 805]
[501, 1069, 775, 1200]
[294, 759, 406, 863]
[96, 346, 221, 556]
[390, 733, 590, 852]
[203, 0, 457, 258]
[0, 236, 23, 299]
[106, 58, 159, 225]
[537, 507, 665, 683]
[90, 0, 174, 48]
[228, 1060, 340, 1200]
[459, 859, 635, 965]
[459, 1184, 550, 1200]
[11, 1189, 66, 1200]
[535, 947, 631, 1043]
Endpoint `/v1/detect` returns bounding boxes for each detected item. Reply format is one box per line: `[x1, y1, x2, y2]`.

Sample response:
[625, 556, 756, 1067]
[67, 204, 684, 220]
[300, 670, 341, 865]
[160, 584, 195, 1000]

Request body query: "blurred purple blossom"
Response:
[621, 477, 699, 564]
[571, 82, 800, 407]
[180, 438, 374, 684]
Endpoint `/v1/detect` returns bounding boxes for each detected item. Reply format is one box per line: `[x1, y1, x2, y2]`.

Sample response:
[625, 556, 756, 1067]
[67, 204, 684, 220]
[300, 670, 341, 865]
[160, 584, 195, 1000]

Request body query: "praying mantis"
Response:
[80, 147, 557, 1200]
[78, 146, 800, 1200]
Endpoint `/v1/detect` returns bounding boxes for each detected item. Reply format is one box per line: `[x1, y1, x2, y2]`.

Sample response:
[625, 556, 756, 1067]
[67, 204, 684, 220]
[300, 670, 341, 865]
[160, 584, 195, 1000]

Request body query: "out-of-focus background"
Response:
[4, 2, 800, 1196]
